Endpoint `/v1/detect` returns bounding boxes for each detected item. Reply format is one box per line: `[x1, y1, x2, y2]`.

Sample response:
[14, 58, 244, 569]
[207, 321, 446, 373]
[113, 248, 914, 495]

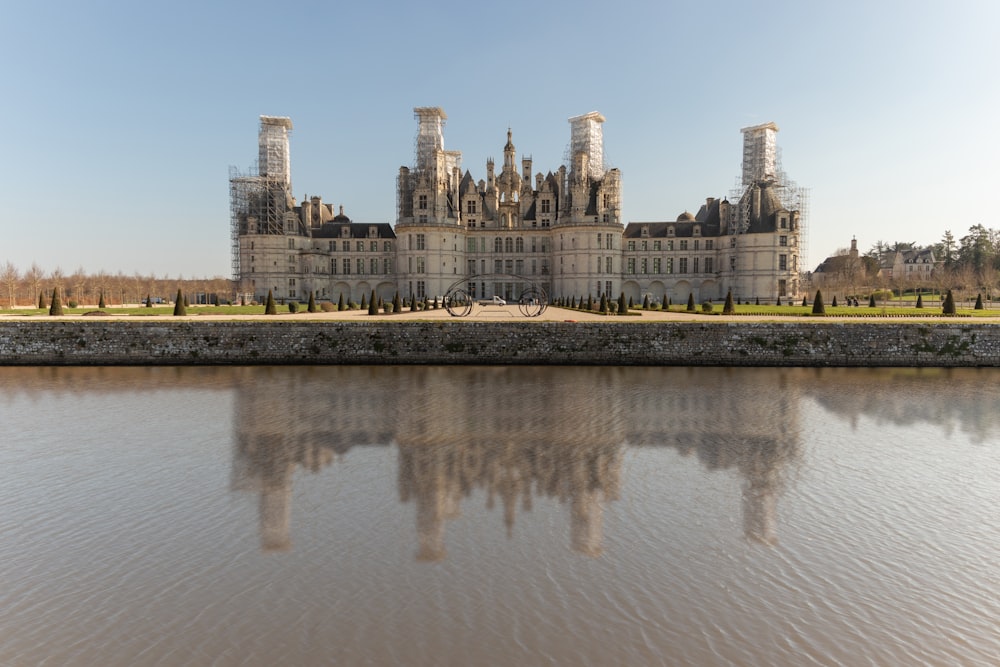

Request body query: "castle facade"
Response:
[231, 111, 803, 306]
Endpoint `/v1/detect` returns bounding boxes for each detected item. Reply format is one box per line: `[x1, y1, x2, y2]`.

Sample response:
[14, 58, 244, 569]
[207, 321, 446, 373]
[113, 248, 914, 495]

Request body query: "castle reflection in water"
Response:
[230, 367, 811, 558]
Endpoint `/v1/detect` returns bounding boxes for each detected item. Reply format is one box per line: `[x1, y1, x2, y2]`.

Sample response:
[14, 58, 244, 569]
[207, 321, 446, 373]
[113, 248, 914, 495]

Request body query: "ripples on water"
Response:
[0, 366, 998, 666]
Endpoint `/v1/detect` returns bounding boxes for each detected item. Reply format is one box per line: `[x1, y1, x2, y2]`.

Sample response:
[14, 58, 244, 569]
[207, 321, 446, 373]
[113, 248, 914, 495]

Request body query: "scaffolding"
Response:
[413, 107, 447, 171]
[566, 112, 606, 180]
[728, 124, 810, 274]
[229, 117, 294, 281]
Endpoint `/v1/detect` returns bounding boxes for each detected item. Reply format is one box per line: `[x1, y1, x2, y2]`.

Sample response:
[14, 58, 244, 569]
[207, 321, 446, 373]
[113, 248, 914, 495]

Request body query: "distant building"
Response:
[230, 112, 807, 304]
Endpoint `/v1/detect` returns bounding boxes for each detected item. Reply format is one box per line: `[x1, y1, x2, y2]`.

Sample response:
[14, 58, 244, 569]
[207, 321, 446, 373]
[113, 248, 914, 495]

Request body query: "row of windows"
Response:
[463, 258, 550, 276]
[285, 239, 393, 252]
[328, 258, 394, 275]
[462, 199, 553, 215]
[625, 257, 716, 275]
[627, 239, 715, 251]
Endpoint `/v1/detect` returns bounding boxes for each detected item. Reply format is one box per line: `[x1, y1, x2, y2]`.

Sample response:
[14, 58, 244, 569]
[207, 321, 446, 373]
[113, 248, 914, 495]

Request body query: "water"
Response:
[0, 366, 998, 666]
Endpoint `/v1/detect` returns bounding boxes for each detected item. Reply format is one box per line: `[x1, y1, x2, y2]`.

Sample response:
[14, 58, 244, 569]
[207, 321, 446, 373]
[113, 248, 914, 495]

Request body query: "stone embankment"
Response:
[1, 320, 998, 367]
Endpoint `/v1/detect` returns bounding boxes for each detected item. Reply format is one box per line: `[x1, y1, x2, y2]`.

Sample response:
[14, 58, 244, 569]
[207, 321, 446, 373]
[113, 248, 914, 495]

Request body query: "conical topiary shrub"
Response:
[618, 292, 627, 315]
[869, 294, 876, 308]
[755, 297, 760, 306]
[146, 294, 153, 308]
[98, 292, 106, 309]
[393, 291, 402, 314]
[942, 289, 956, 316]
[642, 294, 650, 309]
[360, 292, 368, 310]
[686, 293, 696, 312]
[916, 293, 923, 308]
[48, 287, 63, 316]
[368, 290, 378, 315]
[337, 293, 346, 311]
[38, 291, 47, 309]
[975, 293, 983, 310]
[723, 290, 735, 315]
[265, 289, 277, 315]
[587, 295, 594, 311]
[802, 296, 809, 307]
[173, 289, 186, 316]
[831, 295, 838, 307]
[811, 289, 826, 315]
[776, 296, 782, 306]
[628, 296, 634, 309]
[308, 291, 317, 313]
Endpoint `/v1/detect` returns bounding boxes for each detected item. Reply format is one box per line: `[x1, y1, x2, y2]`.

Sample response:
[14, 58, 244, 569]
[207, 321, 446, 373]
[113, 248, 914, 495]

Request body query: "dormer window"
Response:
[667, 226, 675, 237]
[641, 225, 649, 237]
[693, 226, 701, 236]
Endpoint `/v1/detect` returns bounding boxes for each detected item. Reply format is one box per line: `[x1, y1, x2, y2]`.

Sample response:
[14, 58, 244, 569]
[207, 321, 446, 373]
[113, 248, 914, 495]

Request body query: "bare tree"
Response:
[25, 262, 44, 306]
[1, 261, 20, 308]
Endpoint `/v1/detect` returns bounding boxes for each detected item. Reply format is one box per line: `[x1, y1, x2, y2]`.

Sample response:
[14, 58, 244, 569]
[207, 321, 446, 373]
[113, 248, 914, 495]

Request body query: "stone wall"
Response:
[1, 321, 998, 367]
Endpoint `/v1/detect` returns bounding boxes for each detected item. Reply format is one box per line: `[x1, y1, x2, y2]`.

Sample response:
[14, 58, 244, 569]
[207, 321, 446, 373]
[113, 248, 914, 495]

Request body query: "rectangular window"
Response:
[779, 254, 788, 271]
[418, 194, 428, 210]
[778, 279, 787, 296]
[605, 281, 612, 297]
[505, 259, 513, 274]
[416, 257, 425, 273]
[416, 234, 426, 250]
[779, 235, 788, 246]
[641, 258, 648, 273]
[627, 258, 636, 274]
[416, 281, 426, 298]
[357, 258, 364, 274]
[532, 259, 537, 275]
[494, 259, 502, 273]
[606, 257, 613, 273]
[653, 258, 661, 273]
[467, 238, 477, 252]
[355, 241, 363, 252]
[541, 260, 549, 274]
[384, 241, 392, 252]
[693, 240, 699, 251]
[466, 200, 476, 214]
[342, 241, 350, 251]
[666, 258, 673, 274]
[468, 259, 476, 275]
[704, 257, 713, 274]
[597, 233, 602, 249]
[679, 258, 688, 273]
[384, 258, 392, 274]
[641, 240, 648, 251]
[693, 257, 699, 273]
[705, 240, 713, 250]
[418, 215, 428, 224]
[679, 240, 688, 251]
[667, 240, 674, 251]
[541, 199, 551, 214]
[343, 258, 351, 275]
[370, 258, 378, 274]
[515, 259, 523, 275]
[628, 240, 635, 251]
[653, 240, 661, 251]
[331, 259, 337, 274]
[370, 241, 377, 252]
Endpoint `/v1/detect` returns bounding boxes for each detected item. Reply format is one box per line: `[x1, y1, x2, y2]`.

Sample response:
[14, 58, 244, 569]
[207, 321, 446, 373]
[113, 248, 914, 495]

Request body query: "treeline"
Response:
[0, 262, 232, 308]
[824, 224, 1000, 298]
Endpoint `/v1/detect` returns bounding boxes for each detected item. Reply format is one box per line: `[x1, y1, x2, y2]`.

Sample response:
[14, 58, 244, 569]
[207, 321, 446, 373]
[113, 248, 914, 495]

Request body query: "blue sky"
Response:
[2, 0, 997, 278]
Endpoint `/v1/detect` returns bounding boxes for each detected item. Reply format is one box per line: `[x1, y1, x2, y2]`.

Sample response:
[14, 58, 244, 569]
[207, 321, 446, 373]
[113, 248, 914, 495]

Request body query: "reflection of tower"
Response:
[739, 438, 782, 545]
[259, 463, 295, 551]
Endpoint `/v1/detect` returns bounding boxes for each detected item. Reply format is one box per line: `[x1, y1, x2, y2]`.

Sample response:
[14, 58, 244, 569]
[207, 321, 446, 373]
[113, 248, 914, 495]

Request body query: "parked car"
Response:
[477, 295, 506, 306]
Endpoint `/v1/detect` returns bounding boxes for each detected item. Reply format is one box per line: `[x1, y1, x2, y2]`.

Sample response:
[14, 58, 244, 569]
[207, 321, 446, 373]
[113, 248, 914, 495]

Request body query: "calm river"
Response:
[1, 366, 997, 666]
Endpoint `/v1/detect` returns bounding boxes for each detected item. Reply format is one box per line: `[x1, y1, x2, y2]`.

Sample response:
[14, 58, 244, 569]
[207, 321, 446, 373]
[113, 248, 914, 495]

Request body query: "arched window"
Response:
[515, 237, 524, 252]
[494, 237, 503, 252]
[505, 237, 514, 253]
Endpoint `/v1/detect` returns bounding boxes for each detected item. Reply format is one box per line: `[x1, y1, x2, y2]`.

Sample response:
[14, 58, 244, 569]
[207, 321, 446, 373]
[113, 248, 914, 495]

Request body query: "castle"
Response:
[230, 110, 805, 305]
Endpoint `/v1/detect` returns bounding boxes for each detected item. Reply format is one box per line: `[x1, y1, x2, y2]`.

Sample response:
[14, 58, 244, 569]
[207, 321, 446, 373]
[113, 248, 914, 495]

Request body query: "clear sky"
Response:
[2, 0, 997, 278]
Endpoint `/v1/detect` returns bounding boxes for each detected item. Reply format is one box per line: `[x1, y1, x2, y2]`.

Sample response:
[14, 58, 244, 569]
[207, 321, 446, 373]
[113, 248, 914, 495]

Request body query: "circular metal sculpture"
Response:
[517, 288, 548, 317]
[444, 289, 474, 317]
[443, 274, 548, 318]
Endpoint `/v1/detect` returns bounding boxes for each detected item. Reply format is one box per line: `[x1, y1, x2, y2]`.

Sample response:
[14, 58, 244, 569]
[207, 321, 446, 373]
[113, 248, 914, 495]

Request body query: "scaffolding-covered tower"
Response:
[229, 116, 294, 281]
[729, 122, 810, 280]
[566, 112, 605, 180]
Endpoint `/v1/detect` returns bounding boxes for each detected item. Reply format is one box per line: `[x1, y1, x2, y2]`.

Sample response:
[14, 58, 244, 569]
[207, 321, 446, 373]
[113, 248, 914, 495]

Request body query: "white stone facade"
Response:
[231, 111, 803, 305]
